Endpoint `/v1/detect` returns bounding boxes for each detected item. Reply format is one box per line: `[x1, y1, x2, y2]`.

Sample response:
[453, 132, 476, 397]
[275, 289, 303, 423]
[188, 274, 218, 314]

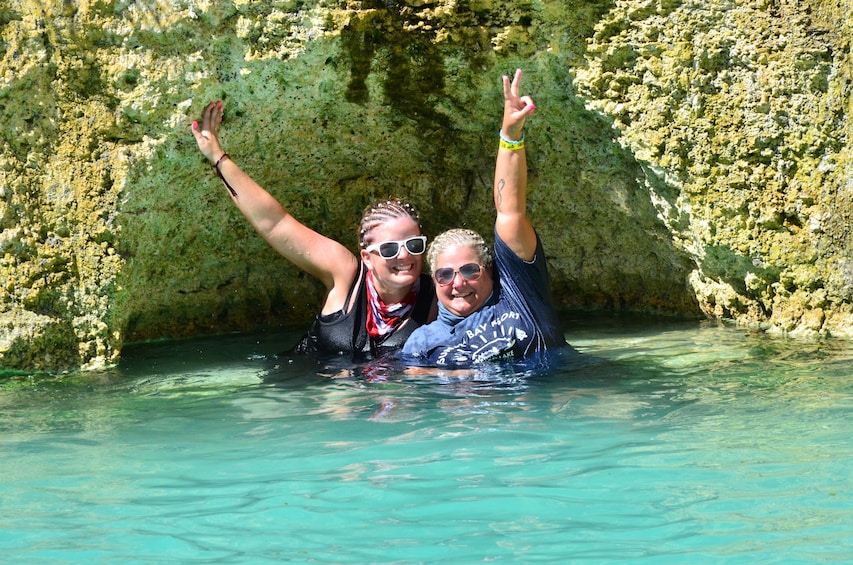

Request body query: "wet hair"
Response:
[358, 198, 422, 248]
[427, 228, 493, 270]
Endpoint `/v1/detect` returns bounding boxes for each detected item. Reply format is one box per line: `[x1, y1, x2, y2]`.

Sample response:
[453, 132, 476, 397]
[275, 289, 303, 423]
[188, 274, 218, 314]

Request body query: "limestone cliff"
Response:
[576, 0, 853, 337]
[0, 0, 850, 371]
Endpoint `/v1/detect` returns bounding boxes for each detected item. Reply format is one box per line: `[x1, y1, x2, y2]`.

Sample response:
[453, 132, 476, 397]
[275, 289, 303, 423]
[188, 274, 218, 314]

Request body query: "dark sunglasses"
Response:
[433, 263, 483, 286]
[365, 236, 427, 259]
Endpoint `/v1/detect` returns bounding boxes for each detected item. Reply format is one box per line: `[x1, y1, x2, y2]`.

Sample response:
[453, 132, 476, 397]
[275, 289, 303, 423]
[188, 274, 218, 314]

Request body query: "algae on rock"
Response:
[575, 0, 853, 336]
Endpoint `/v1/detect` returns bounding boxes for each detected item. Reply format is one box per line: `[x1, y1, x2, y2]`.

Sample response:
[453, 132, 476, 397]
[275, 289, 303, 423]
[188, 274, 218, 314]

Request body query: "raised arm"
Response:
[191, 101, 358, 313]
[494, 69, 537, 261]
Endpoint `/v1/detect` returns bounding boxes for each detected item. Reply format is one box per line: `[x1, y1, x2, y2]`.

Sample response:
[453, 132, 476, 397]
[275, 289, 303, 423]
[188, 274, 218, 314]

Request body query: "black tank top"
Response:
[292, 263, 435, 359]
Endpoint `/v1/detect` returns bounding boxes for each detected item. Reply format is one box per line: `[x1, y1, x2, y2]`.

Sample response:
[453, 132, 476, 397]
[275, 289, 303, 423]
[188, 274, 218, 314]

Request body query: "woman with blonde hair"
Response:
[402, 69, 571, 366]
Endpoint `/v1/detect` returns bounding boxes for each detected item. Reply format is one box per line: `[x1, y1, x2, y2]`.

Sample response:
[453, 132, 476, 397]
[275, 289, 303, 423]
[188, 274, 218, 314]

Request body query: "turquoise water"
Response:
[2, 316, 852, 564]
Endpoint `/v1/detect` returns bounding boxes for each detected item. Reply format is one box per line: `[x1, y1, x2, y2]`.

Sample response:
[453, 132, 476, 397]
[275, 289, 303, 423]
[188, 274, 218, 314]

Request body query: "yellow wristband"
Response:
[499, 130, 525, 150]
[499, 138, 525, 151]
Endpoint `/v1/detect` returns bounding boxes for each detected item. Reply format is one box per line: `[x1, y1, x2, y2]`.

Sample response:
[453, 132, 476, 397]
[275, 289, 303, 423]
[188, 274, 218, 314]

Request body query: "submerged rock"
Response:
[0, 0, 851, 370]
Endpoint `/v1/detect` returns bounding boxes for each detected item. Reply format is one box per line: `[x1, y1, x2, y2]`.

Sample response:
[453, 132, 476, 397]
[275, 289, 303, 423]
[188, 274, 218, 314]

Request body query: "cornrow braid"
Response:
[358, 198, 422, 248]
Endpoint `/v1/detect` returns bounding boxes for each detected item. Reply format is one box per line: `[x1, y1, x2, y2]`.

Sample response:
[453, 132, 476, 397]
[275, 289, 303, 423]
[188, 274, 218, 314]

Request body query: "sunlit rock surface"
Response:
[1, 0, 850, 370]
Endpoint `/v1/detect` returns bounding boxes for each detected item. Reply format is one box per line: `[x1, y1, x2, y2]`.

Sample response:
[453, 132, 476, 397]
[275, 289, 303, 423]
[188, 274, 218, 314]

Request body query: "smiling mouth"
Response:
[393, 264, 413, 273]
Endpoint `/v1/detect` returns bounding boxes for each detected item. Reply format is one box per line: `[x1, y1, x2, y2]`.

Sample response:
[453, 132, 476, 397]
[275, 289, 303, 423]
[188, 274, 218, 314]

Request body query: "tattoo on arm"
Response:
[497, 178, 505, 206]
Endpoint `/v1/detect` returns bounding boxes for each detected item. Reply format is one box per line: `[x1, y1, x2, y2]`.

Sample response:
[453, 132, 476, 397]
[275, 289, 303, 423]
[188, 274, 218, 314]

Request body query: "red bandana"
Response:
[365, 270, 418, 338]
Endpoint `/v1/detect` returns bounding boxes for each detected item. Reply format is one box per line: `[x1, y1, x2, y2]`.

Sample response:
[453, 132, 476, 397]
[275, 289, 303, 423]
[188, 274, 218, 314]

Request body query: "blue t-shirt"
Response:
[401, 230, 568, 367]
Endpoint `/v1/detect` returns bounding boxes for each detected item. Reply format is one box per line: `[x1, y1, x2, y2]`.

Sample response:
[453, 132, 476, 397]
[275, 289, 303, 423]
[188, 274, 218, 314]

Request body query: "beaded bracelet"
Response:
[499, 130, 525, 151]
[213, 153, 238, 197]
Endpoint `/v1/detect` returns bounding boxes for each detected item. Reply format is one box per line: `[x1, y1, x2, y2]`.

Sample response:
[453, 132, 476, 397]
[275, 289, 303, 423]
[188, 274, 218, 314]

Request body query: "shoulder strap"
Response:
[351, 262, 371, 352]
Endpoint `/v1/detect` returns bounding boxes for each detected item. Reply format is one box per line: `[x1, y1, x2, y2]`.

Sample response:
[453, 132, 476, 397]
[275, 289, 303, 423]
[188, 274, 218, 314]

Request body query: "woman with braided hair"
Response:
[191, 104, 436, 358]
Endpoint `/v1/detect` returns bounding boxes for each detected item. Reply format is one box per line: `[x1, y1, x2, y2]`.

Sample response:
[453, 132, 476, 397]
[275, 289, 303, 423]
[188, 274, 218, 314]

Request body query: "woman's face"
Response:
[360, 216, 424, 295]
[432, 244, 493, 317]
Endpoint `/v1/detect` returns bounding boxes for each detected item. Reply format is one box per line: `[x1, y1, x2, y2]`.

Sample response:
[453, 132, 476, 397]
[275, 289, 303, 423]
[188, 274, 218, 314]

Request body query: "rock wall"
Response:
[576, 0, 853, 337]
[0, 0, 850, 371]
